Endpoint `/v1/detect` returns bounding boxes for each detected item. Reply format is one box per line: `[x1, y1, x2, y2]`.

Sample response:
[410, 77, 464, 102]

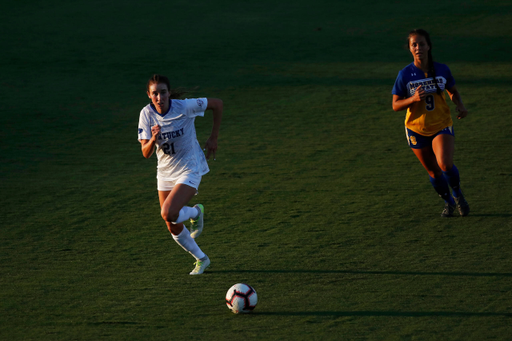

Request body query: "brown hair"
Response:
[146, 74, 189, 99]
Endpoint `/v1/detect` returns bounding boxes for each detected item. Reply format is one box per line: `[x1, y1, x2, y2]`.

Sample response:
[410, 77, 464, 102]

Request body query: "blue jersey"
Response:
[392, 62, 455, 136]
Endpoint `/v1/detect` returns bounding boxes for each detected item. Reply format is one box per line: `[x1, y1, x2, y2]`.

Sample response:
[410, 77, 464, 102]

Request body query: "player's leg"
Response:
[411, 145, 452, 200]
[411, 145, 442, 179]
[408, 126, 456, 217]
[158, 183, 210, 274]
[432, 131, 469, 216]
[171, 173, 205, 239]
[158, 190, 184, 235]
[432, 132, 460, 195]
[407, 128, 456, 213]
[160, 183, 200, 227]
[412, 146, 456, 217]
[432, 130, 454, 173]
[160, 173, 204, 237]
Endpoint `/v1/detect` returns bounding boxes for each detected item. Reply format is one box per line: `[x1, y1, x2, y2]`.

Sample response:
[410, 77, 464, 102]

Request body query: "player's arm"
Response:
[446, 85, 468, 119]
[204, 98, 223, 161]
[140, 125, 161, 158]
[392, 85, 425, 112]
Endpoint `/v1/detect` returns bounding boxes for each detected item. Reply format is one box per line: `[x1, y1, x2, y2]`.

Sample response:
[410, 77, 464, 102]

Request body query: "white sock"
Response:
[174, 206, 199, 224]
[172, 227, 205, 260]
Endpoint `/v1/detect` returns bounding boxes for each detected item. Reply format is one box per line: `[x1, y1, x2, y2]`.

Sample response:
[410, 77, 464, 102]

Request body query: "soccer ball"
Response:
[225, 283, 258, 314]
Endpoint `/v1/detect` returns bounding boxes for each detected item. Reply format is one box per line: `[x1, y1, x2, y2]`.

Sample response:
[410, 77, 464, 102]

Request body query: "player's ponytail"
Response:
[427, 44, 443, 95]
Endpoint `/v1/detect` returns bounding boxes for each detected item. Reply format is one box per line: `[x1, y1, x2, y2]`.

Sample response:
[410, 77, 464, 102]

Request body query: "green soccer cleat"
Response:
[454, 193, 470, 217]
[190, 256, 210, 275]
[190, 204, 204, 239]
[441, 202, 455, 217]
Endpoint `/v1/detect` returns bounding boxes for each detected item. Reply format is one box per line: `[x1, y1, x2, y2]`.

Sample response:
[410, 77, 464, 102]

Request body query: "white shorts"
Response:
[157, 173, 202, 192]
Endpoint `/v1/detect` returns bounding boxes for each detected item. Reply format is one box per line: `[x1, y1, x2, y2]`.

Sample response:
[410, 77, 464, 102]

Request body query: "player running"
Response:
[138, 74, 223, 274]
[392, 29, 470, 217]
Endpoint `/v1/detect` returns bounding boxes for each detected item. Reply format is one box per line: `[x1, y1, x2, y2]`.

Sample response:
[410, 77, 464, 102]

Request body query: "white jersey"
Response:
[138, 98, 209, 181]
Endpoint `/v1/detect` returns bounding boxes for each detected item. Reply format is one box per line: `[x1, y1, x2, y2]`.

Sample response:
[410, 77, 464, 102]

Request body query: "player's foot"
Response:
[190, 256, 210, 275]
[441, 202, 455, 217]
[454, 193, 470, 217]
[190, 204, 204, 239]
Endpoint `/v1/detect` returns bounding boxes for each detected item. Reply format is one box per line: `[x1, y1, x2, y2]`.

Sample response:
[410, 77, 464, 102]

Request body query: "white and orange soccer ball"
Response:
[225, 283, 258, 314]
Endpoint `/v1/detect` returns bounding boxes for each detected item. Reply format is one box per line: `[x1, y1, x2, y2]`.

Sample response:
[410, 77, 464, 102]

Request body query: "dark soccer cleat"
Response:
[441, 202, 455, 217]
[454, 193, 470, 217]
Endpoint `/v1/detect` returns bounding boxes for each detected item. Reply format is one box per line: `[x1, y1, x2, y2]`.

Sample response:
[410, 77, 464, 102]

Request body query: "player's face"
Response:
[147, 82, 170, 114]
[409, 34, 430, 61]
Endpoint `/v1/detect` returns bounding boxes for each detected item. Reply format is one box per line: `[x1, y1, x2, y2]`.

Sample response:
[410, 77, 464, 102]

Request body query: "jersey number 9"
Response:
[425, 95, 435, 111]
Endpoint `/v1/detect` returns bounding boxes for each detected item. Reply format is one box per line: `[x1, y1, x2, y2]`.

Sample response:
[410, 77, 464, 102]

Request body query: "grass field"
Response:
[1, 0, 512, 340]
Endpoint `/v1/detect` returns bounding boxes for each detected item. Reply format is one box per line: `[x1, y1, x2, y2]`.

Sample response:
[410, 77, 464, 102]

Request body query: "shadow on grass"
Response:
[211, 270, 512, 277]
[254, 311, 512, 317]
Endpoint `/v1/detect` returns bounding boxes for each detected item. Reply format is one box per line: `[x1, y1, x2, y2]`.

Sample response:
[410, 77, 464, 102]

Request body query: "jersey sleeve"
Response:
[138, 109, 152, 141]
[182, 98, 208, 118]
[443, 65, 456, 89]
[392, 70, 408, 98]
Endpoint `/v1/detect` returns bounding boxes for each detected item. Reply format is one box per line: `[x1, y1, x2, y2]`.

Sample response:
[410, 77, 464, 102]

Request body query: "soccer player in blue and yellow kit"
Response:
[392, 29, 470, 217]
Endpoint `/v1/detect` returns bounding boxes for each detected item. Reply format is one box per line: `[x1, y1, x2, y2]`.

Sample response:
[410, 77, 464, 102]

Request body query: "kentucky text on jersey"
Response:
[408, 77, 446, 95]
[160, 128, 185, 140]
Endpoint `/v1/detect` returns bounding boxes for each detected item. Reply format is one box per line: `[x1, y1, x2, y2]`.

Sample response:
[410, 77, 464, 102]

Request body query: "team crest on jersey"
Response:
[408, 76, 447, 95]
[197, 99, 204, 107]
[409, 136, 417, 146]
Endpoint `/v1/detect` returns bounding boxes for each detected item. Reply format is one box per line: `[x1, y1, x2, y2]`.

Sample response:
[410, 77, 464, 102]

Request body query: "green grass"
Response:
[1, 0, 512, 340]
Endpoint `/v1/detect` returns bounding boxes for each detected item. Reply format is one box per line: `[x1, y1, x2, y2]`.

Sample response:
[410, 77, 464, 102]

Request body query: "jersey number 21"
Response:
[162, 142, 176, 155]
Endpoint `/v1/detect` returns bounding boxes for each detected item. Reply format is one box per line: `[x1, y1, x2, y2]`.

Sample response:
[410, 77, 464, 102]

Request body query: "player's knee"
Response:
[167, 223, 183, 235]
[427, 169, 442, 179]
[439, 161, 453, 173]
[161, 208, 179, 223]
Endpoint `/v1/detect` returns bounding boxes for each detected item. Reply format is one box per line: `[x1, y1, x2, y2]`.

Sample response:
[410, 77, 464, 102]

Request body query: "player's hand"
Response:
[456, 106, 468, 119]
[204, 137, 218, 161]
[151, 125, 161, 139]
[412, 85, 426, 102]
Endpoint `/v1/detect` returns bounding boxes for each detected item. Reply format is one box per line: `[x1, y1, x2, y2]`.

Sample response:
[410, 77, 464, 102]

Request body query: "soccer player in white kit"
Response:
[138, 74, 223, 275]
